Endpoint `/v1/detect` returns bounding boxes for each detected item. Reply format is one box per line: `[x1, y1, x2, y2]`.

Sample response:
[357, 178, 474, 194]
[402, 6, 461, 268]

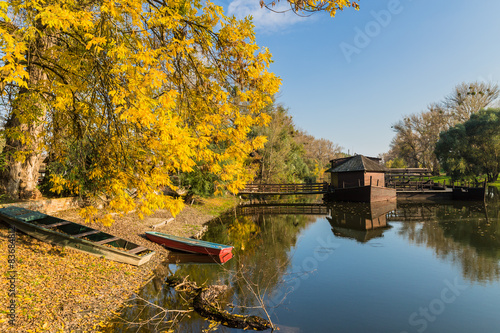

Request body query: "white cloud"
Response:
[227, 0, 307, 32]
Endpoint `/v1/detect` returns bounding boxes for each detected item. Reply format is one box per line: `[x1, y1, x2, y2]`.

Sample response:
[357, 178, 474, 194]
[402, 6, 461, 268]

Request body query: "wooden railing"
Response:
[385, 168, 439, 190]
[386, 180, 438, 190]
[239, 182, 329, 195]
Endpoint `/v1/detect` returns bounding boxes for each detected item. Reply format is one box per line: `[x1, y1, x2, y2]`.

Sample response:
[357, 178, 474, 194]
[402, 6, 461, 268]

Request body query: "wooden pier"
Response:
[239, 183, 328, 195]
[385, 168, 486, 201]
[385, 168, 442, 190]
[239, 172, 486, 202]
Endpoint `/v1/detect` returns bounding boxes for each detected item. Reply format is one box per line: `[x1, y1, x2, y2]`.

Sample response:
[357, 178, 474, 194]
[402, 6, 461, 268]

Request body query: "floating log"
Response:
[165, 276, 272, 331]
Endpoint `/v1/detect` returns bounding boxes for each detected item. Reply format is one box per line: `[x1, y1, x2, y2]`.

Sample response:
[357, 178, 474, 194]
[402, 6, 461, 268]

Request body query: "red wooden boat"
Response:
[145, 231, 233, 261]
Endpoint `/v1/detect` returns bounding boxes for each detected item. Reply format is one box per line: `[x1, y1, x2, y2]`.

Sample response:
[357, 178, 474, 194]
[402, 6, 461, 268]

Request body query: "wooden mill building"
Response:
[325, 155, 396, 202]
[328, 155, 387, 188]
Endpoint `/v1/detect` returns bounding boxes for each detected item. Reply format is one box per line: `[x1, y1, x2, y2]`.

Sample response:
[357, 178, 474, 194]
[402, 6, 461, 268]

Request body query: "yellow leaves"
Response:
[88, 167, 103, 180]
[0, 27, 29, 90]
[37, 3, 95, 32]
[108, 43, 129, 60]
[96, 214, 114, 227]
[48, 174, 79, 195]
[85, 35, 107, 52]
[109, 195, 135, 215]
[100, 0, 117, 17]
[100, 0, 143, 25]
[1, 0, 283, 222]
[0, 1, 9, 21]
[209, 163, 222, 174]
[49, 174, 66, 194]
[257, 112, 272, 126]
[80, 206, 98, 223]
[157, 90, 178, 110]
[202, 319, 221, 332]
[0, 225, 142, 332]
[252, 135, 268, 150]
[228, 216, 259, 252]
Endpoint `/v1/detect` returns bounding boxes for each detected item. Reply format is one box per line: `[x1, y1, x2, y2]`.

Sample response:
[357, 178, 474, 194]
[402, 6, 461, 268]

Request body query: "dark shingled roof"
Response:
[327, 155, 387, 173]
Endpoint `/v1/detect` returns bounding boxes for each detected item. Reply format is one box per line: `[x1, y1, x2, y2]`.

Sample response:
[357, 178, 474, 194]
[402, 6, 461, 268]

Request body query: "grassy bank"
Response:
[427, 174, 500, 186]
[0, 195, 240, 332]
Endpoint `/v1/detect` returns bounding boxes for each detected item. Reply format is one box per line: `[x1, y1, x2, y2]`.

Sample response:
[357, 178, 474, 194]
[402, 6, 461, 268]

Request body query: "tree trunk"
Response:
[2, 126, 45, 200]
[488, 172, 499, 183]
[1, 24, 52, 200]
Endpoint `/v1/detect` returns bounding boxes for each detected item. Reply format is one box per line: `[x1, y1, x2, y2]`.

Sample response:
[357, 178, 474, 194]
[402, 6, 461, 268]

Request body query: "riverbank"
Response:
[0, 196, 239, 332]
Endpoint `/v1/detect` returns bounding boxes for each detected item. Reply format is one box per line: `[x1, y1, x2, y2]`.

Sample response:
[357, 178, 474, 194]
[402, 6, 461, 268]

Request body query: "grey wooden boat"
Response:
[0, 206, 154, 266]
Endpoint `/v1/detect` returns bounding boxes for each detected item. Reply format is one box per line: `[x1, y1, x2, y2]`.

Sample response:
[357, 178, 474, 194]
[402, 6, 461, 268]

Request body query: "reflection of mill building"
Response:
[327, 201, 397, 243]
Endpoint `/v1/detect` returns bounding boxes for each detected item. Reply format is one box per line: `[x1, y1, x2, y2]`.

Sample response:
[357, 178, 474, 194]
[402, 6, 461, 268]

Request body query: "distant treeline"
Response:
[383, 81, 500, 182]
[250, 104, 345, 184]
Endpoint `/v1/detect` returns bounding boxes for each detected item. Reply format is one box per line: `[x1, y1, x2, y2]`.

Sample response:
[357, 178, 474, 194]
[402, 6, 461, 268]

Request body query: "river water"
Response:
[107, 189, 500, 333]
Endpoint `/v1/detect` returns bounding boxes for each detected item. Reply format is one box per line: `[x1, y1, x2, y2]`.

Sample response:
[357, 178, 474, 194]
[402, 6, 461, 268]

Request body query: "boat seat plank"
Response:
[95, 237, 120, 245]
[128, 246, 148, 254]
[44, 221, 72, 228]
[0, 206, 47, 222]
[73, 230, 101, 238]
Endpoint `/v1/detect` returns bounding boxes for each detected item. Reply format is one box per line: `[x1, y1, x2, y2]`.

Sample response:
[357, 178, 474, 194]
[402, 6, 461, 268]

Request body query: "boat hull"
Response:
[165, 251, 234, 264]
[452, 187, 486, 201]
[396, 189, 453, 202]
[145, 231, 233, 258]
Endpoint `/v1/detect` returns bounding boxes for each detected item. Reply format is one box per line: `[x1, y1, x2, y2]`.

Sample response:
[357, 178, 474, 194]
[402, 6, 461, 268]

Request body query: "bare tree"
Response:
[445, 81, 500, 123]
[388, 81, 500, 173]
[389, 104, 449, 172]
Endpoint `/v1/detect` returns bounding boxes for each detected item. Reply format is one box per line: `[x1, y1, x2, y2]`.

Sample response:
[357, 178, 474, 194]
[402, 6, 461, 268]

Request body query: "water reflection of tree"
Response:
[104, 273, 208, 332]
[397, 202, 500, 284]
[200, 211, 320, 308]
[105, 206, 322, 332]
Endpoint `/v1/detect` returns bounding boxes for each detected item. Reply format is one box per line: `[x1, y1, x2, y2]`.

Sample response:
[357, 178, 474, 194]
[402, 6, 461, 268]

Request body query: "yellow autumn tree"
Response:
[0, 0, 357, 224]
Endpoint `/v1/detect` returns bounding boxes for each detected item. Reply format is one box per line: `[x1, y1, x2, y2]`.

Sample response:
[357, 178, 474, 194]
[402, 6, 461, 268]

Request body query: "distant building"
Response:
[325, 155, 396, 202]
[327, 155, 387, 189]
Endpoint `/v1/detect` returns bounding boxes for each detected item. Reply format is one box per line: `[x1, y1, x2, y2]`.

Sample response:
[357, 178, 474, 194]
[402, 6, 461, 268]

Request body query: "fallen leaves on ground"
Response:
[0, 222, 152, 332]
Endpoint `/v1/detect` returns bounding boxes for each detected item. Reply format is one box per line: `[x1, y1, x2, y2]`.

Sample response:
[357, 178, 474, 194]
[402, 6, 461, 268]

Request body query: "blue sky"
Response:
[221, 0, 500, 157]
